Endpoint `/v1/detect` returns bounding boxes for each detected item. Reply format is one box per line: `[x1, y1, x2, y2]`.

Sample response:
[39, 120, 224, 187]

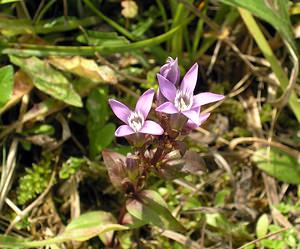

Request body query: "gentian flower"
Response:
[156, 63, 224, 127]
[109, 89, 164, 137]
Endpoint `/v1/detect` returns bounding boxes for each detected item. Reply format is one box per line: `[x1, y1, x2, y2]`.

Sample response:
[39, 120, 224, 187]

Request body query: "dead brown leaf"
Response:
[49, 56, 117, 84]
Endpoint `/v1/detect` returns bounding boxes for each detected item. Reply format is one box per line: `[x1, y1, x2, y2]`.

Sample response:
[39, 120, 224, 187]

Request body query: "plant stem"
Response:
[0, 24, 182, 57]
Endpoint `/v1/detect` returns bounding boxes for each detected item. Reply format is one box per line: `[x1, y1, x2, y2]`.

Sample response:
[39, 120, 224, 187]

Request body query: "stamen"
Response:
[127, 111, 144, 132]
[174, 90, 193, 111]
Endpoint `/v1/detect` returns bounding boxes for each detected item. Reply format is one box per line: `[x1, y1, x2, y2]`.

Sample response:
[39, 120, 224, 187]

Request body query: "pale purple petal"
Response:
[115, 125, 135, 137]
[135, 88, 155, 118]
[191, 106, 201, 113]
[156, 102, 178, 114]
[157, 74, 176, 102]
[139, 120, 164, 135]
[156, 88, 167, 106]
[192, 92, 224, 107]
[180, 63, 198, 94]
[109, 99, 131, 124]
[198, 113, 210, 125]
[160, 57, 180, 84]
[185, 120, 198, 130]
[181, 109, 200, 124]
[186, 112, 210, 129]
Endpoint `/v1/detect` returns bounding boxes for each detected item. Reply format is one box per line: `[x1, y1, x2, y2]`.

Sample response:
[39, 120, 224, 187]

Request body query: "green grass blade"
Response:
[219, 0, 297, 55]
[83, 0, 135, 40]
[239, 8, 300, 122]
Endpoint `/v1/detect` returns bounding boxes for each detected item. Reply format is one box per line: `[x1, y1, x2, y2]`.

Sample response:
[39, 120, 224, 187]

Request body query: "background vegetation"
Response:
[0, 0, 300, 248]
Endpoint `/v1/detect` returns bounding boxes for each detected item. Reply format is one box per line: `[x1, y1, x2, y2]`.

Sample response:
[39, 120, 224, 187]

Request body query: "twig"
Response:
[95, 53, 148, 85]
[237, 227, 291, 249]
[160, 229, 201, 249]
[207, 40, 222, 75]
[202, 73, 251, 114]
[0, 94, 29, 212]
[224, 39, 259, 72]
[115, 84, 139, 98]
[229, 137, 300, 160]
[271, 42, 299, 109]
[200, 220, 206, 249]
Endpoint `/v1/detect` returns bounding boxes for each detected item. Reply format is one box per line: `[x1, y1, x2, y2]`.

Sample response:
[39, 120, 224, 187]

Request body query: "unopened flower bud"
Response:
[125, 154, 140, 181]
[157, 57, 181, 106]
[160, 57, 180, 85]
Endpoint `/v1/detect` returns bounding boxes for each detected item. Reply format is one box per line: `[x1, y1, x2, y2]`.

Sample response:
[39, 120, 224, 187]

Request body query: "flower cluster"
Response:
[105, 58, 224, 193]
[109, 57, 224, 141]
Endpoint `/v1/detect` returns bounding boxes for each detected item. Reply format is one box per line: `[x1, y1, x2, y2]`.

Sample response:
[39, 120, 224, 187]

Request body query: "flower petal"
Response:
[156, 102, 178, 114]
[181, 109, 200, 124]
[156, 88, 166, 106]
[198, 112, 210, 125]
[109, 99, 131, 124]
[157, 74, 177, 102]
[186, 112, 210, 129]
[139, 120, 164, 135]
[180, 63, 198, 94]
[135, 88, 155, 118]
[185, 120, 198, 130]
[191, 106, 201, 113]
[192, 92, 224, 107]
[115, 125, 135, 137]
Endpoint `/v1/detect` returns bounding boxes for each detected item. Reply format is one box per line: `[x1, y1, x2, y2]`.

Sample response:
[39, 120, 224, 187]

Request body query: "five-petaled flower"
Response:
[156, 63, 224, 127]
[109, 89, 164, 137]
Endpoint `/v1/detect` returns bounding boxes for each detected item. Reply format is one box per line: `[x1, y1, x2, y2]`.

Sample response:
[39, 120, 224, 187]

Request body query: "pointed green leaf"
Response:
[126, 190, 184, 231]
[252, 147, 300, 184]
[256, 214, 269, 238]
[0, 235, 27, 248]
[0, 65, 13, 108]
[0, 211, 128, 248]
[62, 211, 128, 242]
[0, 0, 20, 3]
[9, 56, 82, 107]
[0, 235, 62, 248]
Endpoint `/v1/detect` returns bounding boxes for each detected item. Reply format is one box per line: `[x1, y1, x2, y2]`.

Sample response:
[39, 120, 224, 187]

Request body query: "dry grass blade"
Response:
[271, 42, 299, 109]
[0, 94, 29, 212]
[160, 229, 201, 249]
[237, 227, 291, 249]
[229, 136, 300, 160]
[202, 73, 251, 114]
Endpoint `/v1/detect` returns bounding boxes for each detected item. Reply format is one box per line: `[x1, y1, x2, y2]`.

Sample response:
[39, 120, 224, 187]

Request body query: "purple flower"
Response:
[160, 57, 180, 85]
[109, 89, 164, 137]
[156, 63, 224, 126]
